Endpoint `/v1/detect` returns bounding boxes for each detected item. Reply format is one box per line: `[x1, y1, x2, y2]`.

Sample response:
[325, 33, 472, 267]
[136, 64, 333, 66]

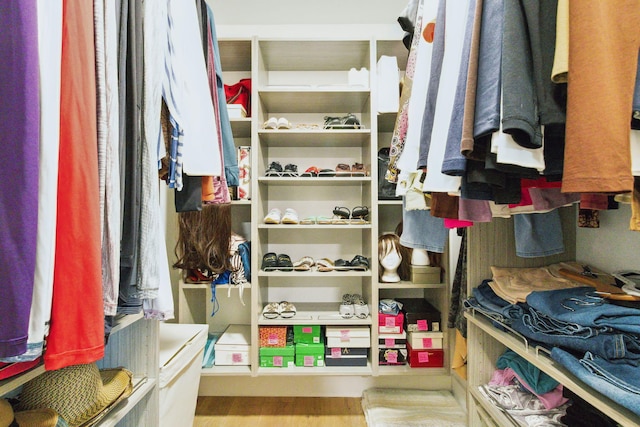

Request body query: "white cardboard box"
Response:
[325, 326, 371, 348]
[407, 331, 444, 350]
[227, 103, 247, 118]
[159, 323, 208, 427]
[214, 324, 251, 366]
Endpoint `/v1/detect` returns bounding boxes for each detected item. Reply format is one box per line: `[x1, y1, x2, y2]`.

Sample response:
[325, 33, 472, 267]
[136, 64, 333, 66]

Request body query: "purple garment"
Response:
[489, 368, 569, 410]
[0, 0, 40, 358]
[458, 197, 492, 222]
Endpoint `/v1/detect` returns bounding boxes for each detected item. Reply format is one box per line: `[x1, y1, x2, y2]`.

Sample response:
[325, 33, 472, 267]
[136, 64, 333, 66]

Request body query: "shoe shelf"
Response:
[378, 199, 402, 205]
[377, 364, 448, 377]
[257, 223, 372, 230]
[230, 117, 251, 138]
[376, 112, 397, 133]
[258, 303, 372, 326]
[258, 177, 372, 185]
[257, 129, 371, 146]
[258, 89, 370, 114]
[256, 363, 373, 377]
[466, 310, 640, 426]
[258, 270, 370, 278]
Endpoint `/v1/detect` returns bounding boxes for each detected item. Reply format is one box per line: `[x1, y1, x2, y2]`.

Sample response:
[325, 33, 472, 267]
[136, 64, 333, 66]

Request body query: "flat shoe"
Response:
[261, 252, 278, 271]
[293, 256, 315, 271]
[262, 302, 280, 319]
[276, 253, 293, 271]
[279, 301, 296, 318]
[316, 258, 334, 272]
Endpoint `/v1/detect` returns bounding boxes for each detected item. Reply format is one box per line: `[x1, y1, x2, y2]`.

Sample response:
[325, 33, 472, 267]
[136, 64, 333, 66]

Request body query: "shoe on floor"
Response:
[264, 208, 282, 224]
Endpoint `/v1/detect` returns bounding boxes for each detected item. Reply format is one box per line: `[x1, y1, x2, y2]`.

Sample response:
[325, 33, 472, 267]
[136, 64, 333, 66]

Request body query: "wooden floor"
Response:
[193, 396, 367, 427]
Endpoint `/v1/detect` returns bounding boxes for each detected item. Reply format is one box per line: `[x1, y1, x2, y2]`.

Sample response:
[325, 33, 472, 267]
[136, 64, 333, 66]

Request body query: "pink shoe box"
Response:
[378, 312, 404, 334]
[407, 342, 444, 368]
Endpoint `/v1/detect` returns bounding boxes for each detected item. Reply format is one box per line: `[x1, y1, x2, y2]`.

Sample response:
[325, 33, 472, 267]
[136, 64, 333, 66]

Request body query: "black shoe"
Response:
[261, 252, 278, 271]
[350, 255, 370, 271]
[283, 163, 299, 177]
[265, 161, 283, 177]
[276, 254, 293, 271]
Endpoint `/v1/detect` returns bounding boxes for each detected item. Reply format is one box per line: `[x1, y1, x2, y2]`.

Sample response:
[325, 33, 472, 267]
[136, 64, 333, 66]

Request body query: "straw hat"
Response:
[16, 363, 132, 427]
[2, 398, 67, 427]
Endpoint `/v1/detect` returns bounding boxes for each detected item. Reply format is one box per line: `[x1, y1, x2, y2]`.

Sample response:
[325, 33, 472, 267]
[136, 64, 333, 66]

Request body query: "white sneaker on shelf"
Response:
[263, 208, 282, 224]
[352, 294, 370, 319]
[339, 293, 355, 319]
[281, 208, 299, 224]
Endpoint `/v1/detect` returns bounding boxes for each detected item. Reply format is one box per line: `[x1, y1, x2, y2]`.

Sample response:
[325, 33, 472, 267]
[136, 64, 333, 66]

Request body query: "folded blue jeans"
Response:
[551, 348, 640, 417]
[526, 287, 640, 336]
[473, 280, 524, 321]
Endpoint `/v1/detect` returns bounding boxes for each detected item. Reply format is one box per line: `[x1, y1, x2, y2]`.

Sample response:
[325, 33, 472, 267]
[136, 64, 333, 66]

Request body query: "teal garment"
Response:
[496, 349, 559, 395]
[205, 4, 239, 186]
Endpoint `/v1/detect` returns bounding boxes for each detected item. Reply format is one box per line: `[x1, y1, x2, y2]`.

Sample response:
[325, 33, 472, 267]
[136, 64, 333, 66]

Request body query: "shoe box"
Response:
[324, 347, 368, 367]
[378, 331, 407, 349]
[325, 326, 371, 348]
[407, 331, 444, 350]
[259, 326, 289, 347]
[295, 340, 325, 367]
[409, 265, 441, 284]
[236, 146, 251, 200]
[214, 324, 251, 366]
[293, 325, 322, 344]
[407, 342, 444, 368]
[397, 298, 441, 332]
[378, 312, 404, 334]
[259, 344, 295, 368]
[378, 347, 408, 365]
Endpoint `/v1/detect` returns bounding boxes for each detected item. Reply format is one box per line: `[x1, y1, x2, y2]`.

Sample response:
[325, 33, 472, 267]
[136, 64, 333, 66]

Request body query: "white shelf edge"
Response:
[378, 200, 402, 205]
[258, 312, 372, 326]
[257, 129, 370, 135]
[258, 87, 370, 94]
[466, 312, 640, 426]
[110, 312, 144, 335]
[97, 376, 155, 427]
[257, 177, 372, 184]
[181, 282, 252, 290]
[257, 223, 372, 229]
[256, 363, 372, 376]
[378, 281, 445, 289]
[258, 270, 370, 277]
[377, 365, 448, 376]
[201, 365, 252, 376]
[0, 363, 45, 395]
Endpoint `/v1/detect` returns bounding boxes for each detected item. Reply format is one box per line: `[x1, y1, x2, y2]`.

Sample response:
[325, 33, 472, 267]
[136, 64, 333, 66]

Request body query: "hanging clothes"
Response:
[46, 0, 104, 370]
[0, 0, 40, 359]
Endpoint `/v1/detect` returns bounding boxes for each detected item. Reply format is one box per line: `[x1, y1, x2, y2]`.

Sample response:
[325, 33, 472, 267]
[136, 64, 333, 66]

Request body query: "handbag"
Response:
[224, 78, 251, 117]
[377, 147, 401, 200]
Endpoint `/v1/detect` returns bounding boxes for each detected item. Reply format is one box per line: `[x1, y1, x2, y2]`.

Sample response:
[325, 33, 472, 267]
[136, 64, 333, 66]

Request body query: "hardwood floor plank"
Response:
[193, 397, 367, 427]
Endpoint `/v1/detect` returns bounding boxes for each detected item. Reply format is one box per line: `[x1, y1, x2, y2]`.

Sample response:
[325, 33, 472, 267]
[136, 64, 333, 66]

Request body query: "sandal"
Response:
[323, 113, 361, 130]
[332, 206, 350, 219]
[318, 168, 336, 177]
[316, 216, 334, 225]
[334, 259, 352, 271]
[300, 216, 317, 225]
[349, 255, 370, 271]
[335, 163, 352, 177]
[262, 302, 280, 319]
[339, 294, 355, 318]
[265, 161, 283, 177]
[351, 163, 368, 176]
[351, 294, 370, 319]
[261, 252, 278, 271]
[301, 166, 319, 177]
[350, 206, 369, 224]
[276, 253, 294, 271]
[316, 258, 335, 272]
[263, 117, 278, 129]
[279, 301, 297, 318]
[293, 256, 315, 271]
[282, 163, 299, 177]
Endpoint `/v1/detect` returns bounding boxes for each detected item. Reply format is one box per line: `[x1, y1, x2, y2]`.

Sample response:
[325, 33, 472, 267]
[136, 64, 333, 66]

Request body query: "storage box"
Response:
[407, 343, 444, 368]
[408, 331, 444, 350]
[214, 324, 251, 366]
[293, 325, 322, 344]
[259, 344, 295, 368]
[378, 331, 407, 349]
[398, 298, 441, 332]
[226, 103, 247, 118]
[410, 265, 441, 284]
[325, 326, 371, 348]
[378, 312, 404, 334]
[378, 348, 407, 365]
[159, 323, 208, 427]
[237, 146, 251, 200]
[259, 326, 288, 347]
[324, 347, 368, 367]
[295, 341, 325, 367]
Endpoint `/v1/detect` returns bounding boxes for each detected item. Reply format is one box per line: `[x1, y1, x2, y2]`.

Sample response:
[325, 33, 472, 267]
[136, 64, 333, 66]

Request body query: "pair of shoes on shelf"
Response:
[335, 163, 369, 177]
[323, 113, 361, 129]
[262, 301, 297, 319]
[264, 207, 299, 224]
[261, 252, 293, 271]
[293, 256, 315, 271]
[334, 255, 370, 271]
[263, 117, 292, 130]
[266, 161, 299, 177]
[332, 206, 369, 224]
[339, 293, 369, 319]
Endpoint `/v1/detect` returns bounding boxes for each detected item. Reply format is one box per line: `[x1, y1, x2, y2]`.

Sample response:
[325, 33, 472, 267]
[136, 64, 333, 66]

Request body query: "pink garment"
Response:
[580, 193, 609, 210]
[458, 197, 492, 222]
[489, 368, 568, 410]
[529, 187, 580, 211]
[444, 218, 473, 229]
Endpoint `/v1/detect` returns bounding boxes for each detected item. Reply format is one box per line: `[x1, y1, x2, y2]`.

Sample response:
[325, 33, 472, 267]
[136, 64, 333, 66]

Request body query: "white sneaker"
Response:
[339, 293, 355, 318]
[281, 208, 299, 224]
[352, 294, 370, 319]
[263, 208, 282, 224]
[263, 117, 278, 129]
[277, 117, 292, 129]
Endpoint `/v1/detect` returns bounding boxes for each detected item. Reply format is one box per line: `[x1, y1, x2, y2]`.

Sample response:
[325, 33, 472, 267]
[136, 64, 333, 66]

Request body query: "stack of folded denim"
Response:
[464, 280, 524, 328]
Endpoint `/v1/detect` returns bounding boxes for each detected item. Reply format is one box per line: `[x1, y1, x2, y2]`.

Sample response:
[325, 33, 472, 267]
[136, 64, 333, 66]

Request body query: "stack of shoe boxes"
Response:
[398, 298, 444, 368]
[294, 325, 325, 367]
[324, 326, 370, 367]
[214, 324, 251, 366]
[259, 326, 294, 368]
[378, 311, 407, 365]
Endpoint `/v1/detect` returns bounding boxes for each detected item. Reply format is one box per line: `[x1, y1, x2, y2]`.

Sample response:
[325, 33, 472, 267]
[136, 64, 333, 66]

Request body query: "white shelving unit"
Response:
[178, 36, 454, 391]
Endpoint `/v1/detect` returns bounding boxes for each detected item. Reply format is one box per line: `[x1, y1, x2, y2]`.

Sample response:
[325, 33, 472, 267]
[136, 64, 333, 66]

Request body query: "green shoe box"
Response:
[259, 344, 295, 368]
[295, 340, 325, 367]
[293, 325, 322, 344]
